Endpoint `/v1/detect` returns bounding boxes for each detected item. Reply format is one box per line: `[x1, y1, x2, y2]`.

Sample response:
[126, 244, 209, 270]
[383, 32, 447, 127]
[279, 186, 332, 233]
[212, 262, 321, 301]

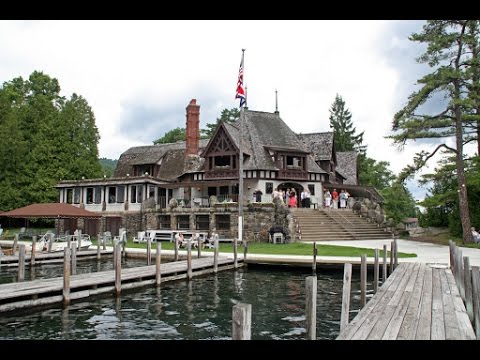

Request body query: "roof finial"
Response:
[275, 89, 279, 114]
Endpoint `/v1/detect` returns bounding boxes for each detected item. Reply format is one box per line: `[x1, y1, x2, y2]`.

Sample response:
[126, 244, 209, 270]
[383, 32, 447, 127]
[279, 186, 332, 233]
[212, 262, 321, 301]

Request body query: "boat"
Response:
[26, 232, 92, 252]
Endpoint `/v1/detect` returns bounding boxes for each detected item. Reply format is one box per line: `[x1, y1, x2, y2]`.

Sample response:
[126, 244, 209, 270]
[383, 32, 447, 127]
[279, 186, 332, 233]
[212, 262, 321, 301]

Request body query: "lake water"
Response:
[0, 264, 367, 340]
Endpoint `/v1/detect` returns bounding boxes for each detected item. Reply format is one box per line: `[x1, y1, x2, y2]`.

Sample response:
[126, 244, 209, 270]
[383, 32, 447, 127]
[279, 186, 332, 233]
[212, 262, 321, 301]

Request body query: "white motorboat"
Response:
[26, 232, 92, 252]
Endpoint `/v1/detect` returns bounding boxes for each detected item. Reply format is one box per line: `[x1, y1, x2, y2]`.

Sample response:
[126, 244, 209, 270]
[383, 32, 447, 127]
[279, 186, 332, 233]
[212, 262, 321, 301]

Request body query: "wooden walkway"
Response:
[0, 249, 113, 266]
[0, 256, 242, 313]
[337, 262, 476, 340]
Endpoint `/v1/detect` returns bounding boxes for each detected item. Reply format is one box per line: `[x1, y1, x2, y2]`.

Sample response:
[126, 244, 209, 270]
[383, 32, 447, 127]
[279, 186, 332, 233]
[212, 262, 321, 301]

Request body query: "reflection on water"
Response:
[0, 266, 366, 340]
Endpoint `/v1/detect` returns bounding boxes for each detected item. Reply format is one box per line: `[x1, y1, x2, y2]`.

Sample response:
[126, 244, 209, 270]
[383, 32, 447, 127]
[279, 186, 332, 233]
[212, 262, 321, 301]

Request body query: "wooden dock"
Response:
[337, 262, 476, 340]
[0, 249, 113, 266]
[0, 256, 242, 313]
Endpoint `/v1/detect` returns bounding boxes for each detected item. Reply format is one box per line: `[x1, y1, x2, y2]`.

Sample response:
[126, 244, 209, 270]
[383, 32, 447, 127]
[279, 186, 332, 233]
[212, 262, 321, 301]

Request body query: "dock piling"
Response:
[232, 303, 252, 340]
[340, 263, 352, 333]
[305, 275, 317, 340]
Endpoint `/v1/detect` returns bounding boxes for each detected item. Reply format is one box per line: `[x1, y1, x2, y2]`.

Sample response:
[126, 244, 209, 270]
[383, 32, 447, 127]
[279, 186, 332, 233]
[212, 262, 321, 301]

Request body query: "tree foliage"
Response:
[201, 108, 239, 138]
[381, 182, 417, 225]
[418, 156, 480, 236]
[389, 20, 480, 243]
[0, 71, 102, 211]
[99, 158, 118, 178]
[153, 127, 186, 144]
[358, 157, 396, 190]
[329, 94, 366, 154]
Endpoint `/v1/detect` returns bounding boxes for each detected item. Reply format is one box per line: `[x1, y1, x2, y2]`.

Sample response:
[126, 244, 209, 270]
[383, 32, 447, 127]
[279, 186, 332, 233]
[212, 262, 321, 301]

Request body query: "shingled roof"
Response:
[336, 151, 358, 185]
[114, 139, 209, 179]
[225, 110, 325, 173]
[298, 132, 334, 162]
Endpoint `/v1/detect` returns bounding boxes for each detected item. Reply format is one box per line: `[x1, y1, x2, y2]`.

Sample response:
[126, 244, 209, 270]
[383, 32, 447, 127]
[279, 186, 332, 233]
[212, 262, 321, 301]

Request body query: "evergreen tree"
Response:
[329, 94, 366, 154]
[390, 20, 480, 243]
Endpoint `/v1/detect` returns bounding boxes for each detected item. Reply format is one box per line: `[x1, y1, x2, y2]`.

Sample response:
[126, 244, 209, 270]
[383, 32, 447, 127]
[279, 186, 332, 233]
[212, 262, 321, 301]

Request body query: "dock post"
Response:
[243, 240, 248, 261]
[174, 237, 179, 262]
[31, 235, 36, 266]
[71, 245, 77, 275]
[233, 237, 238, 268]
[102, 235, 106, 251]
[213, 237, 219, 273]
[340, 263, 352, 333]
[187, 240, 192, 280]
[197, 236, 201, 259]
[17, 244, 25, 282]
[382, 244, 387, 282]
[77, 230, 82, 250]
[115, 244, 122, 296]
[48, 234, 53, 253]
[97, 233, 101, 260]
[449, 240, 455, 269]
[63, 247, 71, 306]
[464, 256, 473, 322]
[156, 242, 161, 286]
[389, 241, 394, 275]
[147, 237, 152, 266]
[232, 303, 252, 340]
[373, 248, 379, 293]
[456, 248, 465, 301]
[360, 254, 367, 308]
[393, 239, 398, 269]
[312, 241, 317, 274]
[13, 234, 18, 255]
[471, 266, 480, 339]
[305, 275, 317, 340]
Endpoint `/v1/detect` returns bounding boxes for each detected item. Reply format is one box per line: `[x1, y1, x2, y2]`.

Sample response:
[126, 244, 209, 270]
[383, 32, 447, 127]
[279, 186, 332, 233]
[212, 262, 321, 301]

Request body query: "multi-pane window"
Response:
[216, 215, 230, 230]
[196, 215, 209, 230]
[177, 215, 190, 230]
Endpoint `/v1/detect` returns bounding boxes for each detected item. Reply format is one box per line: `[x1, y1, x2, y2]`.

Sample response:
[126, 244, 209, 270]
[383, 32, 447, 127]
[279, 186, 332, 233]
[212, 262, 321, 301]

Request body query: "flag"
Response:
[235, 51, 246, 108]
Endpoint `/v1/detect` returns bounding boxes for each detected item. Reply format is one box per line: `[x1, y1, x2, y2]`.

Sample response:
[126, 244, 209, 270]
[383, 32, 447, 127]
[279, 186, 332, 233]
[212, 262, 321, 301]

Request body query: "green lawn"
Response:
[111, 240, 417, 258]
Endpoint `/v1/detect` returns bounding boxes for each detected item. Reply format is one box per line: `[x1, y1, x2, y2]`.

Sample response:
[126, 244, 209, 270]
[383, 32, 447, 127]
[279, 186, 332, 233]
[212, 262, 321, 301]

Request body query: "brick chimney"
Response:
[185, 99, 200, 156]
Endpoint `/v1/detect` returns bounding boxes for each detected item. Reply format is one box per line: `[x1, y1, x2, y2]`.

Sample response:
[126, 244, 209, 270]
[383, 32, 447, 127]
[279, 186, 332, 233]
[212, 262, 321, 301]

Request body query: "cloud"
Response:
[3, 20, 469, 202]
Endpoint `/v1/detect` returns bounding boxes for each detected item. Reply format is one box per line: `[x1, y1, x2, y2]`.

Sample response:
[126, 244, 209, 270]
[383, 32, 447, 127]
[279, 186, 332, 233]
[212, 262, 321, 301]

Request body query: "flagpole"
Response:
[238, 49, 245, 245]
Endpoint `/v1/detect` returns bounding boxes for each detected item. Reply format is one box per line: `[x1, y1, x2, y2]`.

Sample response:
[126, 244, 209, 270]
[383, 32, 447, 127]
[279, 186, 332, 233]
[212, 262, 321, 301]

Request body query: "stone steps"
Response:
[291, 208, 391, 242]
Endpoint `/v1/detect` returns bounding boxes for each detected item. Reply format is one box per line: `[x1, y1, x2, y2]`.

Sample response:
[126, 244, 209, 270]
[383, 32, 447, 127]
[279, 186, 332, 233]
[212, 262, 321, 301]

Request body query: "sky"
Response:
[0, 20, 464, 202]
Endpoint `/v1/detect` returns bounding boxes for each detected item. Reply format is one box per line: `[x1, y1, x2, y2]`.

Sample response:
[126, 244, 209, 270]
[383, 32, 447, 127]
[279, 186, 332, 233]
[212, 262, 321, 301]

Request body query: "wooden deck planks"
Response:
[381, 262, 422, 340]
[445, 268, 476, 340]
[336, 263, 409, 340]
[430, 268, 446, 340]
[414, 266, 433, 339]
[337, 263, 475, 340]
[366, 262, 418, 340]
[0, 256, 241, 311]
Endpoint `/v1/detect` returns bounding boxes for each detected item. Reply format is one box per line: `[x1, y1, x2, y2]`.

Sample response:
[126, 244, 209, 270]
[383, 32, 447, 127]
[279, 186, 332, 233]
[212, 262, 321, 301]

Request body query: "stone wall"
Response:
[123, 201, 290, 242]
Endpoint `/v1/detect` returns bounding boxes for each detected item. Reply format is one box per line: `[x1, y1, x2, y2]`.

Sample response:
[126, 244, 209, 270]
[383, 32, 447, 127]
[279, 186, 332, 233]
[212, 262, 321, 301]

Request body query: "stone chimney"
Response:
[185, 99, 200, 156]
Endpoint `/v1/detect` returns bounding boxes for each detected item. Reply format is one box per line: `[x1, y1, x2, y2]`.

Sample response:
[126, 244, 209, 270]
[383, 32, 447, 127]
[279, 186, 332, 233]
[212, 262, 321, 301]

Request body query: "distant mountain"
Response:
[99, 158, 118, 178]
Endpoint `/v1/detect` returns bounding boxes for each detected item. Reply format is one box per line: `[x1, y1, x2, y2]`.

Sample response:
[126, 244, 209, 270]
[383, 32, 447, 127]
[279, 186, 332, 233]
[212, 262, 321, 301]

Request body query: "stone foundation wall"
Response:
[122, 202, 290, 242]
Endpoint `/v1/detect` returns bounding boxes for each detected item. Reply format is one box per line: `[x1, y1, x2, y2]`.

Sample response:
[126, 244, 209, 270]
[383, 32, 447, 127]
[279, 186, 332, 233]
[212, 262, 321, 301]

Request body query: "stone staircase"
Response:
[291, 208, 392, 242]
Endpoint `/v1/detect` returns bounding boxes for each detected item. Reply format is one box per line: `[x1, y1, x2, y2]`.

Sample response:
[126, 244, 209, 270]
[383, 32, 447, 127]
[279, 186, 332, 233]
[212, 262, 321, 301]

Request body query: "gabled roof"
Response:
[224, 110, 324, 173]
[336, 151, 358, 185]
[298, 132, 334, 162]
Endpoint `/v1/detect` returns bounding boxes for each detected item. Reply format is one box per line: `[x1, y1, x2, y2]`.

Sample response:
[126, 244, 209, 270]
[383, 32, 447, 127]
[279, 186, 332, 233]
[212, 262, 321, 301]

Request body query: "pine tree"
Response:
[328, 94, 366, 154]
[390, 20, 480, 243]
